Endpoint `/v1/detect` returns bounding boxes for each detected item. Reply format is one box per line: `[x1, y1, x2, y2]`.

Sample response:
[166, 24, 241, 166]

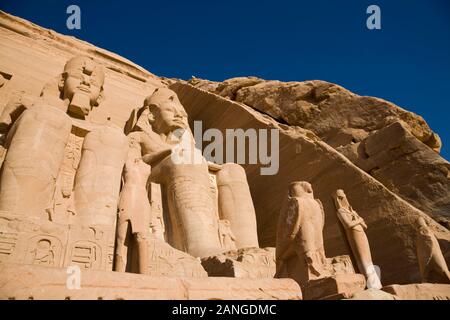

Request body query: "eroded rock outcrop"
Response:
[188, 77, 450, 227]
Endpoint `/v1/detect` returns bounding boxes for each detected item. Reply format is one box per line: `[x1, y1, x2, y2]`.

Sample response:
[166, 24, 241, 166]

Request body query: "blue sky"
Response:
[1, 0, 449, 159]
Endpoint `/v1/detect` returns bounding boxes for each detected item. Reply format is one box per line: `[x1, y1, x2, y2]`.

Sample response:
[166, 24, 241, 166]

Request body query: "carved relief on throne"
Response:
[0, 231, 18, 263]
[67, 240, 102, 270]
[25, 235, 63, 267]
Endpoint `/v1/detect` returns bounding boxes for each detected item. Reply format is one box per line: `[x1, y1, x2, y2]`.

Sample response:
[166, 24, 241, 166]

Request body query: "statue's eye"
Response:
[82, 68, 93, 76]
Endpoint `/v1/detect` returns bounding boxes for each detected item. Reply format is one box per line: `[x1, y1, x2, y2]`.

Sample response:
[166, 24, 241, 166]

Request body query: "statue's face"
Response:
[335, 190, 346, 202]
[62, 56, 104, 107]
[150, 96, 188, 135]
[333, 189, 351, 210]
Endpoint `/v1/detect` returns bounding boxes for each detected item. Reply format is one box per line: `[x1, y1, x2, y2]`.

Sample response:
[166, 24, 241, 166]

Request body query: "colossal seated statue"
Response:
[0, 56, 128, 271]
[123, 88, 259, 258]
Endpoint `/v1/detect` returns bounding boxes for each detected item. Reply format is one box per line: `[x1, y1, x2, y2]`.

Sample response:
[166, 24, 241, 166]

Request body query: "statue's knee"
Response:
[217, 163, 247, 182]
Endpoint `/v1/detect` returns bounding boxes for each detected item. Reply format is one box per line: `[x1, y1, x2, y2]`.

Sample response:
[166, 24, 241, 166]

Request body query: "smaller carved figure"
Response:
[30, 239, 55, 266]
[333, 189, 382, 289]
[114, 144, 152, 274]
[415, 217, 450, 284]
[276, 182, 331, 285]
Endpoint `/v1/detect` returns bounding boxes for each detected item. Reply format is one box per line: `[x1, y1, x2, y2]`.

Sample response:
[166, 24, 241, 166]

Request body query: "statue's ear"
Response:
[147, 104, 158, 123]
[94, 86, 105, 106]
[124, 108, 137, 135]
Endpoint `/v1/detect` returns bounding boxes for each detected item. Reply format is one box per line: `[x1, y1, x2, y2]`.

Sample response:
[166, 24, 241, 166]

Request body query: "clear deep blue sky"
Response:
[1, 0, 449, 159]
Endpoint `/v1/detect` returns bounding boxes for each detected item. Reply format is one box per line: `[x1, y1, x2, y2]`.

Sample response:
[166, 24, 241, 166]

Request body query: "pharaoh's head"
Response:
[333, 189, 350, 210]
[289, 181, 314, 198]
[143, 88, 188, 135]
[59, 56, 105, 117]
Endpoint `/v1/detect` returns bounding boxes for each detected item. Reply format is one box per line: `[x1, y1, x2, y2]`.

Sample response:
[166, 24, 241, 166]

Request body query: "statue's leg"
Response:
[73, 126, 128, 226]
[114, 218, 129, 272]
[351, 232, 382, 288]
[0, 105, 71, 216]
[135, 232, 148, 274]
[216, 163, 259, 248]
[161, 161, 222, 258]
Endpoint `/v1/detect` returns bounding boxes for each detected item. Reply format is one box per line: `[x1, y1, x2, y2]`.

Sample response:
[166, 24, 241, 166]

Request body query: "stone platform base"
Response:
[305, 274, 366, 300]
[348, 288, 396, 300]
[0, 263, 302, 300]
[201, 247, 276, 279]
[382, 284, 450, 300]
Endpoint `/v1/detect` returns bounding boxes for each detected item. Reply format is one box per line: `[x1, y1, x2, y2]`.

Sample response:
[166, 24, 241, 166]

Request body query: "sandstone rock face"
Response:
[338, 121, 450, 227]
[0, 9, 449, 301]
[188, 77, 450, 227]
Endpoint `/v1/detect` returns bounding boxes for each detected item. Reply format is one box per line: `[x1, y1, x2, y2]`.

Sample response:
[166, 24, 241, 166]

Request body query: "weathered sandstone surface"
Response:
[171, 82, 449, 285]
[382, 283, 450, 300]
[0, 10, 449, 300]
[188, 77, 450, 228]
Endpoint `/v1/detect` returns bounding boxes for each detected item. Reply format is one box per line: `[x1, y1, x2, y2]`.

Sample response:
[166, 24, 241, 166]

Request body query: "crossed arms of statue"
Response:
[337, 208, 367, 230]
